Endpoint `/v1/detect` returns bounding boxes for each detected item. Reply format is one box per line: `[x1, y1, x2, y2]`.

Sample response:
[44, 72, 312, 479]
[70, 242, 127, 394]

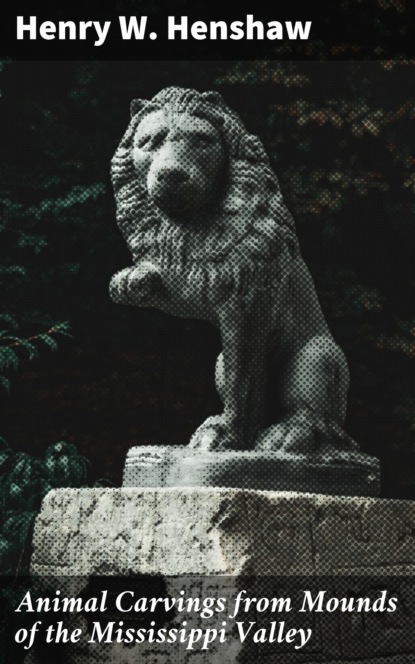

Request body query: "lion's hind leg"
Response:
[256, 335, 359, 453]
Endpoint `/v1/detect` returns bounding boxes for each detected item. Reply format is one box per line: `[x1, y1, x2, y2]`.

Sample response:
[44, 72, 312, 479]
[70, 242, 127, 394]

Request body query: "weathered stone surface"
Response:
[28, 489, 415, 663]
[123, 445, 380, 496]
[32, 488, 415, 577]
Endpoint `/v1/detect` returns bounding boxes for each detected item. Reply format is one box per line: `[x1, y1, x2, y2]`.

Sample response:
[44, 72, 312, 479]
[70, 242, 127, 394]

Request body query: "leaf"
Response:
[0, 348, 19, 371]
[0, 376, 11, 393]
[0, 314, 19, 329]
[0, 332, 21, 341]
[18, 340, 39, 361]
[17, 234, 48, 253]
[1, 512, 37, 547]
[37, 334, 58, 352]
[0, 266, 27, 278]
[28, 183, 106, 220]
[0, 447, 14, 474]
[3, 454, 46, 511]
[52, 321, 72, 338]
[44, 442, 89, 487]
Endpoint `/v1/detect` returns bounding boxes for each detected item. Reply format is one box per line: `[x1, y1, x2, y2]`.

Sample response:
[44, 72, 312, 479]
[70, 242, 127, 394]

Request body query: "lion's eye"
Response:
[137, 131, 167, 150]
[136, 135, 151, 149]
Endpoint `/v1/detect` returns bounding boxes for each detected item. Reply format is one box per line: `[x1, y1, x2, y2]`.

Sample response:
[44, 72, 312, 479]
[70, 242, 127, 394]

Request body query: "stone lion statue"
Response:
[110, 86, 359, 455]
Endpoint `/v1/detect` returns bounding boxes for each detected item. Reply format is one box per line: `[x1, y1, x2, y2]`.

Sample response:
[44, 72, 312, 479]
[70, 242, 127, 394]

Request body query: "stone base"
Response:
[123, 445, 380, 496]
[26, 488, 415, 663]
[31, 488, 414, 577]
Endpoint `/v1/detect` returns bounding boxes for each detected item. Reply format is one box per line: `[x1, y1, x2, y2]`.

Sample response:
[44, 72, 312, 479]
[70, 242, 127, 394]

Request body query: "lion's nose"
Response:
[157, 168, 189, 186]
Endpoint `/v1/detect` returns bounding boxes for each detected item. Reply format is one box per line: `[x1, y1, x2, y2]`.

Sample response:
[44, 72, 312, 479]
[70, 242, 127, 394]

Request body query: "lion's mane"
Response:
[111, 87, 298, 296]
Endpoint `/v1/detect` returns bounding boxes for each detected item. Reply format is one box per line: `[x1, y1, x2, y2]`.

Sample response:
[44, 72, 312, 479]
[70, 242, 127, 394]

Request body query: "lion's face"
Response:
[132, 109, 225, 216]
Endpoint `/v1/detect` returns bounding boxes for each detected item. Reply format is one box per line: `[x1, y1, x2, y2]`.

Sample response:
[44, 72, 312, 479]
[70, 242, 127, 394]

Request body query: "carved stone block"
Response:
[28, 489, 415, 663]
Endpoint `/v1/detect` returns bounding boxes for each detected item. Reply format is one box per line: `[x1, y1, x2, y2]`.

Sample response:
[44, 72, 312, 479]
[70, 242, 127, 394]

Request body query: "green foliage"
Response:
[0, 439, 92, 577]
[0, 438, 105, 664]
[27, 183, 105, 224]
[44, 441, 89, 487]
[0, 322, 71, 392]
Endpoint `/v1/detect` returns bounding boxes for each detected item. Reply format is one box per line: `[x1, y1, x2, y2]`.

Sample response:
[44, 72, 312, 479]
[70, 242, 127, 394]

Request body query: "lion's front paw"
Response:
[189, 415, 242, 452]
[256, 410, 359, 454]
[109, 262, 162, 305]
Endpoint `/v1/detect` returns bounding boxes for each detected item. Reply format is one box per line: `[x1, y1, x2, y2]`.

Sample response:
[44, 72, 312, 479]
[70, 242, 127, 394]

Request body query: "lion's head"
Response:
[111, 87, 297, 294]
[132, 104, 225, 216]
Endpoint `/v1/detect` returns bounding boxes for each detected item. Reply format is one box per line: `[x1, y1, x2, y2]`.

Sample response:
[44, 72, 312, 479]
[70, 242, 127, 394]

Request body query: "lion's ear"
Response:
[130, 99, 146, 117]
[201, 91, 225, 107]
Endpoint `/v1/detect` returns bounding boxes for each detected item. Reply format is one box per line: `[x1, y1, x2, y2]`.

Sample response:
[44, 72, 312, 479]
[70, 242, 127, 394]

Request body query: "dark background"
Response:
[1, 60, 414, 497]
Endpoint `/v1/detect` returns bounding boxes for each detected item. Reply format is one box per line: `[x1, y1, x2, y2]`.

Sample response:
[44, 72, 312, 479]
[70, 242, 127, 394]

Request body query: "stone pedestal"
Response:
[27, 488, 415, 663]
[123, 446, 380, 496]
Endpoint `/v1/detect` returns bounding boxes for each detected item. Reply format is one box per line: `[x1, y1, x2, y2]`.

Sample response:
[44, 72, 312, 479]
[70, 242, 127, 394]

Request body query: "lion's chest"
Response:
[156, 260, 220, 320]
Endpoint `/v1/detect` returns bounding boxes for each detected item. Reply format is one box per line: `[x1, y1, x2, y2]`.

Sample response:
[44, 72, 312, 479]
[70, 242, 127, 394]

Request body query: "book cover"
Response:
[1, 2, 414, 662]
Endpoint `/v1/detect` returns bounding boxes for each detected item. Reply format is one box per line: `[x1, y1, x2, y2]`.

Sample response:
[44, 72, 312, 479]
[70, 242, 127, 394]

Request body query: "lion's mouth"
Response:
[151, 185, 200, 216]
